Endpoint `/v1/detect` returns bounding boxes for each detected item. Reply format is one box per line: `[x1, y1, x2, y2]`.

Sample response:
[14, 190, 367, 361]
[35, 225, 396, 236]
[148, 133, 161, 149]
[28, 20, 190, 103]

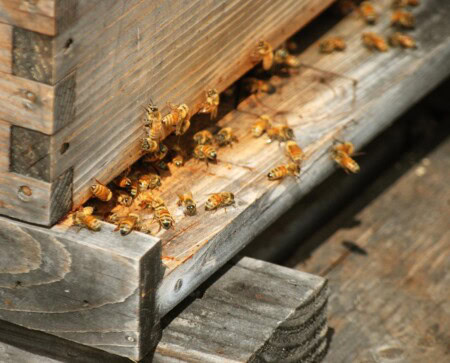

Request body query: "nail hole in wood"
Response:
[174, 279, 183, 292]
[60, 142, 70, 154]
[15, 281, 22, 287]
[64, 38, 73, 54]
[82, 300, 89, 307]
[17, 186, 32, 202]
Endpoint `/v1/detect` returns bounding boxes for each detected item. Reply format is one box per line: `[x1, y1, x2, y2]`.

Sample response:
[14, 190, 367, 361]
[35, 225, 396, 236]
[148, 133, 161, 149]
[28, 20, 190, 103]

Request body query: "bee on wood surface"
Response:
[114, 173, 132, 189]
[117, 192, 133, 207]
[133, 190, 154, 209]
[319, 37, 347, 54]
[359, 1, 379, 24]
[193, 145, 217, 164]
[142, 102, 161, 128]
[193, 130, 214, 145]
[215, 127, 237, 147]
[267, 125, 294, 142]
[392, 0, 419, 8]
[171, 145, 185, 167]
[267, 163, 301, 181]
[156, 160, 169, 171]
[162, 103, 191, 135]
[142, 143, 169, 163]
[252, 40, 274, 71]
[90, 180, 113, 202]
[107, 205, 130, 224]
[389, 32, 417, 48]
[285, 140, 304, 164]
[138, 174, 161, 192]
[177, 192, 197, 216]
[199, 89, 220, 120]
[244, 78, 276, 95]
[332, 141, 360, 174]
[205, 192, 235, 211]
[130, 180, 139, 197]
[153, 203, 175, 231]
[140, 137, 159, 153]
[74, 207, 101, 231]
[391, 10, 415, 29]
[115, 214, 139, 236]
[362, 32, 389, 52]
[274, 49, 301, 68]
[251, 115, 271, 138]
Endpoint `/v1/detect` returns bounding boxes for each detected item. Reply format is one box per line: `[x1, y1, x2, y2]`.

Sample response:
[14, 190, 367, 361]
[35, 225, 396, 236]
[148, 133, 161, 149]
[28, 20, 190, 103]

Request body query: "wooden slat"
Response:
[155, 0, 450, 316]
[0, 340, 60, 363]
[0, 216, 162, 361]
[0, 22, 11, 73]
[154, 257, 328, 363]
[0, 0, 56, 36]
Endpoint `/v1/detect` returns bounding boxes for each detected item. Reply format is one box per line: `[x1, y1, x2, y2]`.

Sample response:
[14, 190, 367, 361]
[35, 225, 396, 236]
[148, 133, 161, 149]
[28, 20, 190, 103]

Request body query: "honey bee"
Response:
[90, 180, 113, 202]
[244, 78, 276, 95]
[162, 103, 191, 135]
[251, 115, 271, 137]
[130, 180, 139, 197]
[333, 141, 355, 156]
[391, 10, 415, 29]
[141, 137, 159, 153]
[362, 32, 389, 52]
[138, 174, 161, 192]
[193, 130, 214, 145]
[215, 127, 237, 147]
[117, 192, 133, 207]
[205, 192, 235, 211]
[153, 202, 175, 231]
[133, 190, 154, 209]
[142, 102, 161, 127]
[267, 125, 294, 142]
[319, 37, 347, 54]
[193, 145, 217, 164]
[200, 89, 220, 120]
[332, 141, 360, 174]
[359, 1, 379, 24]
[173, 154, 184, 167]
[74, 207, 101, 231]
[114, 172, 132, 188]
[108, 205, 130, 224]
[267, 163, 301, 181]
[145, 116, 164, 147]
[142, 143, 168, 163]
[274, 49, 301, 68]
[336, 0, 357, 15]
[252, 40, 273, 71]
[392, 0, 419, 8]
[177, 192, 197, 216]
[389, 32, 417, 49]
[115, 214, 140, 236]
[285, 141, 304, 164]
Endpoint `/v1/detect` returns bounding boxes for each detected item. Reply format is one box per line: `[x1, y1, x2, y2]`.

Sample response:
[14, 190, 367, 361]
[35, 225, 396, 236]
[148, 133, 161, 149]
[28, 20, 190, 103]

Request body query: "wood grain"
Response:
[292, 132, 450, 363]
[154, 257, 329, 363]
[0, 0, 56, 36]
[155, 0, 450, 316]
[0, 216, 162, 361]
[0, 22, 11, 73]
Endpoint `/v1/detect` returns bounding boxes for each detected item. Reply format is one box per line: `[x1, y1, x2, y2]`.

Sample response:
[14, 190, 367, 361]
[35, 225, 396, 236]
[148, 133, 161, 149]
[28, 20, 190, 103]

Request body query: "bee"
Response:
[319, 37, 347, 54]
[274, 49, 301, 68]
[389, 32, 417, 49]
[362, 32, 389, 52]
[117, 192, 133, 207]
[332, 141, 360, 174]
[108, 205, 130, 224]
[130, 180, 139, 197]
[145, 116, 164, 146]
[114, 172, 132, 189]
[392, 0, 419, 8]
[199, 89, 220, 120]
[251, 115, 271, 137]
[90, 180, 113, 202]
[193, 145, 217, 164]
[215, 127, 237, 147]
[162, 103, 191, 135]
[205, 192, 235, 211]
[142, 143, 169, 163]
[333, 141, 355, 156]
[173, 154, 184, 167]
[74, 207, 101, 231]
[177, 192, 197, 216]
[193, 130, 214, 145]
[252, 40, 273, 71]
[244, 78, 276, 95]
[336, 0, 357, 15]
[267, 163, 301, 181]
[153, 203, 175, 231]
[359, 1, 379, 24]
[267, 125, 294, 142]
[391, 10, 415, 29]
[138, 174, 161, 192]
[133, 190, 154, 209]
[142, 102, 161, 128]
[285, 141, 304, 164]
[115, 214, 140, 236]
[140, 137, 159, 153]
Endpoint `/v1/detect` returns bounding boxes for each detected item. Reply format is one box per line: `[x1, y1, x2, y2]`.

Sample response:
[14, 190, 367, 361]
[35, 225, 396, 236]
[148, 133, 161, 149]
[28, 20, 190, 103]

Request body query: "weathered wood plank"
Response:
[154, 257, 328, 363]
[0, 22, 11, 73]
[291, 132, 450, 363]
[155, 0, 450, 316]
[0, 216, 163, 361]
[0, 0, 56, 36]
[0, 119, 9, 171]
[0, 340, 60, 363]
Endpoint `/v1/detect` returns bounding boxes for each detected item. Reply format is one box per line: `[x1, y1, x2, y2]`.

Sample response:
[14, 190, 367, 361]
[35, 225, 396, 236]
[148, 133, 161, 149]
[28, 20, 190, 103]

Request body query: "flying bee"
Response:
[392, 0, 419, 8]
[391, 10, 415, 29]
[362, 32, 389, 52]
[319, 37, 347, 54]
[138, 174, 161, 192]
[115, 214, 139, 236]
[273, 48, 301, 68]
[215, 127, 237, 147]
[333, 141, 355, 156]
[267, 163, 301, 181]
[90, 180, 113, 202]
[142, 143, 168, 162]
[332, 150, 360, 173]
[142, 102, 161, 128]
[177, 192, 197, 216]
[193, 130, 214, 145]
[74, 207, 101, 231]
[117, 192, 133, 207]
[205, 192, 235, 211]
[162, 103, 191, 135]
[251, 115, 271, 137]
[199, 89, 220, 120]
[193, 145, 217, 164]
[252, 40, 273, 71]
[389, 32, 417, 49]
[359, 1, 379, 24]
[243, 78, 276, 95]
[107, 205, 130, 224]
[133, 190, 154, 209]
[153, 203, 175, 231]
[267, 125, 294, 142]
[285, 141, 304, 164]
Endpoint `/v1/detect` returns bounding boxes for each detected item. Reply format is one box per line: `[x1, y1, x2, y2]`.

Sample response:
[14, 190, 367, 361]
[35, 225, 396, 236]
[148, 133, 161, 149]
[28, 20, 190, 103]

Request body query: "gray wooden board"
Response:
[153, 256, 328, 363]
[0, 341, 60, 363]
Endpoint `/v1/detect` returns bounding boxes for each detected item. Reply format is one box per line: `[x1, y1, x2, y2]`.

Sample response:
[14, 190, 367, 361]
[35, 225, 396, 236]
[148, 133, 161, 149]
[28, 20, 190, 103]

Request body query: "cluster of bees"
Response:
[70, 0, 418, 236]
